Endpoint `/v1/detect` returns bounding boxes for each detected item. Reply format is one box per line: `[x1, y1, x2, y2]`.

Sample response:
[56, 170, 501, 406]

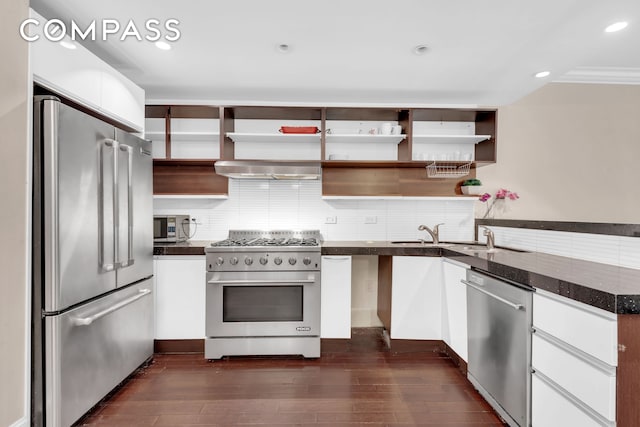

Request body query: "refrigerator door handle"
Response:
[99, 138, 119, 271]
[119, 144, 135, 268]
[72, 288, 151, 326]
[42, 98, 60, 305]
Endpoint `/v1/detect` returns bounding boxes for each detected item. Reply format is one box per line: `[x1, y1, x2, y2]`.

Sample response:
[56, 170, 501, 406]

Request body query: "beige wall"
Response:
[478, 83, 640, 223]
[0, 0, 30, 425]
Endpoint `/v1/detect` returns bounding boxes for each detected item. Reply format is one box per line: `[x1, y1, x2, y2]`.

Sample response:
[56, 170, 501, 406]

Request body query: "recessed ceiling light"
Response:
[59, 40, 76, 50]
[605, 21, 628, 33]
[155, 41, 171, 51]
[413, 44, 428, 55]
[534, 71, 550, 78]
[277, 44, 291, 53]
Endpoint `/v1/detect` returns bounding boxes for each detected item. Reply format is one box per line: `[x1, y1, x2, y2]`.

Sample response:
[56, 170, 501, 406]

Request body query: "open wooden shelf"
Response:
[146, 105, 496, 197]
[412, 134, 490, 144]
[325, 134, 406, 144]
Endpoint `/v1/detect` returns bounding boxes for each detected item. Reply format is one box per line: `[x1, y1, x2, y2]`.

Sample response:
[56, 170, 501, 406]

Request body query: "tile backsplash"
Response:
[480, 226, 640, 270]
[154, 180, 476, 242]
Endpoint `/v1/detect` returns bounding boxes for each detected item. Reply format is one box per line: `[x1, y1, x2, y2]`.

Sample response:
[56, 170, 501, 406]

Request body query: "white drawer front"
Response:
[533, 291, 617, 366]
[532, 333, 616, 421]
[532, 373, 610, 427]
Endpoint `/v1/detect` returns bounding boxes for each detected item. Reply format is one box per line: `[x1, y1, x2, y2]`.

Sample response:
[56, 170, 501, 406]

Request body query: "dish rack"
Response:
[426, 161, 471, 178]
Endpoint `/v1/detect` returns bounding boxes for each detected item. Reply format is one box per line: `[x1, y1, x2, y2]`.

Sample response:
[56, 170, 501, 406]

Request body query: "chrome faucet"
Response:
[481, 226, 495, 250]
[418, 223, 444, 244]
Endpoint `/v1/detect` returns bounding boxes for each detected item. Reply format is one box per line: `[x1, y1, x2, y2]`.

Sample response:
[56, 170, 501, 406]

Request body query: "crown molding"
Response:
[554, 67, 640, 85]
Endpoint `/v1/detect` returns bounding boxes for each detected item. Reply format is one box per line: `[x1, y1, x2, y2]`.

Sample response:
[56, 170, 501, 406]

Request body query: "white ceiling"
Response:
[32, 0, 640, 106]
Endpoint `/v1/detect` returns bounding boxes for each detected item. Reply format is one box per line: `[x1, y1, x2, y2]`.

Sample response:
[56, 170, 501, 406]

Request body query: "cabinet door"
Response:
[100, 65, 145, 131]
[30, 10, 102, 112]
[321, 256, 352, 338]
[442, 260, 468, 361]
[533, 290, 617, 366]
[154, 256, 206, 339]
[30, 10, 144, 132]
[532, 333, 616, 421]
[391, 257, 442, 339]
[532, 372, 606, 427]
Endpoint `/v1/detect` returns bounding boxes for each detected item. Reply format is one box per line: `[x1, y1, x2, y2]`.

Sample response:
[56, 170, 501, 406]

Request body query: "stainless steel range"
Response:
[205, 230, 321, 359]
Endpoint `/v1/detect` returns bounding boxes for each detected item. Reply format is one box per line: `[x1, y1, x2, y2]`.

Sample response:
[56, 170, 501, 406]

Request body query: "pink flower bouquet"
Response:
[480, 188, 519, 218]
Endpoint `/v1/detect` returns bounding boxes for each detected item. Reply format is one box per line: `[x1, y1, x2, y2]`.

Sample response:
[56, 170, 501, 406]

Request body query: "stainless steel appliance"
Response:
[205, 230, 321, 359]
[214, 160, 321, 180]
[153, 214, 191, 242]
[32, 96, 154, 427]
[463, 270, 533, 427]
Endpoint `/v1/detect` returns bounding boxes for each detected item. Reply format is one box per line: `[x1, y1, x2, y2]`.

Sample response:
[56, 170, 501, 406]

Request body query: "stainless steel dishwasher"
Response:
[463, 270, 533, 427]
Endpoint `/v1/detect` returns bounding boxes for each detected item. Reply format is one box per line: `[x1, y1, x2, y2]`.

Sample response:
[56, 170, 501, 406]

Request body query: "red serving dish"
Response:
[279, 126, 319, 134]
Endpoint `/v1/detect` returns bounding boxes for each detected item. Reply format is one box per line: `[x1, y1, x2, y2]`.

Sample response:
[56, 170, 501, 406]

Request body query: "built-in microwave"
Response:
[153, 215, 191, 242]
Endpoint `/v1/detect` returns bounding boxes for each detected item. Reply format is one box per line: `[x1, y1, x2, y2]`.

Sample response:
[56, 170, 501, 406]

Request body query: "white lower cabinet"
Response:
[441, 259, 468, 361]
[532, 290, 617, 426]
[391, 257, 442, 339]
[154, 256, 206, 339]
[532, 372, 605, 427]
[320, 256, 352, 338]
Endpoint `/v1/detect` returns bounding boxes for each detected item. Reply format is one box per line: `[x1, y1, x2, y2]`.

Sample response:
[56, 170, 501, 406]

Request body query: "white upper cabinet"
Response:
[29, 9, 145, 131]
[100, 65, 145, 131]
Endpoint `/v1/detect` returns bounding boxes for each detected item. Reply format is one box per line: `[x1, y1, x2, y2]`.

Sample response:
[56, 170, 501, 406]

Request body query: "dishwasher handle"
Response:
[461, 279, 524, 311]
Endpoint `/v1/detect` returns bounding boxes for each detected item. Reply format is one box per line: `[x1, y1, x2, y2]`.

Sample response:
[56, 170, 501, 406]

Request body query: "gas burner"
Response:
[210, 231, 320, 248]
[206, 230, 321, 271]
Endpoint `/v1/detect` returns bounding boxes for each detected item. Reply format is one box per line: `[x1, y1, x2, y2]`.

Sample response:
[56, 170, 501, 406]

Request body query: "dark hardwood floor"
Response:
[76, 329, 505, 426]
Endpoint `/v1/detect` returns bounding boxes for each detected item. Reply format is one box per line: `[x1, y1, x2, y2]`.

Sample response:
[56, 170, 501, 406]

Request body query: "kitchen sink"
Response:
[456, 244, 528, 253]
[390, 240, 454, 247]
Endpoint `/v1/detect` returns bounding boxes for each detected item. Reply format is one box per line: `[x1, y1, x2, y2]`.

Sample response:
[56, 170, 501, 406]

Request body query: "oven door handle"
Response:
[207, 279, 316, 285]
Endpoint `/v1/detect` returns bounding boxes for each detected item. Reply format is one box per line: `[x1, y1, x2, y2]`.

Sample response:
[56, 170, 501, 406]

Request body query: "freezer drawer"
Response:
[44, 279, 154, 427]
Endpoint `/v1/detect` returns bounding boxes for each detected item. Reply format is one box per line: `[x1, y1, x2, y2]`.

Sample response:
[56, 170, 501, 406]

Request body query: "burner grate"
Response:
[210, 237, 319, 247]
[210, 230, 321, 248]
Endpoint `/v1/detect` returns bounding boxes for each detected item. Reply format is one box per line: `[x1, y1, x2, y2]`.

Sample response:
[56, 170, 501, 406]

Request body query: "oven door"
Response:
[206, 270, 320, 337]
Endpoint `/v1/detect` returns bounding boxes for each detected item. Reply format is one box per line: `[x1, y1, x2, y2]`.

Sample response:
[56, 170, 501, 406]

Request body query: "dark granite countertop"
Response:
[321, 240, 444, 257]
[154, 239, 640, 314]
[322, 241, 640, 314]
[153, 240, 212, 256]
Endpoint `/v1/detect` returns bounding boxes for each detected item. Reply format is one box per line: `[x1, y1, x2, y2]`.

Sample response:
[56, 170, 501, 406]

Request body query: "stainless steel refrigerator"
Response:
[31, 95, 154, 427]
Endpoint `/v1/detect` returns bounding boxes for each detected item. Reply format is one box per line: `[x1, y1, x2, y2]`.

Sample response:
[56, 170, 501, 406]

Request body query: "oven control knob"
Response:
[303, 257, 311, 265]
[230, 257, 239, 265]
[259, 257, 268, 265]
[274, 257, 283, 265]
[215, 257, 224, 266]
[288, 257, 297, 265]
[244, 257, 253, 265]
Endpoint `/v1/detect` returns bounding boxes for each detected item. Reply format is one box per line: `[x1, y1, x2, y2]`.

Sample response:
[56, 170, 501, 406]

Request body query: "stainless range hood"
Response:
[214, 160, 322, 180]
